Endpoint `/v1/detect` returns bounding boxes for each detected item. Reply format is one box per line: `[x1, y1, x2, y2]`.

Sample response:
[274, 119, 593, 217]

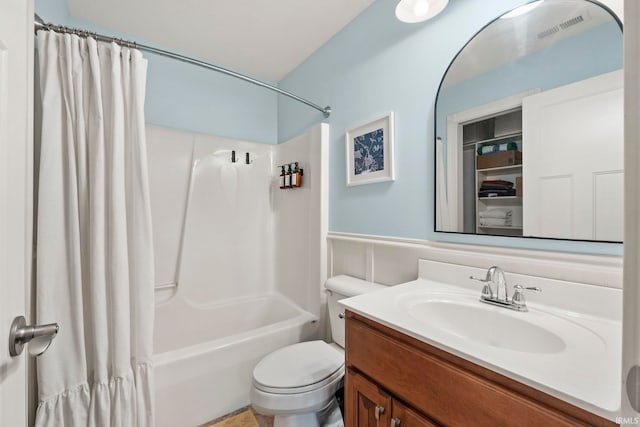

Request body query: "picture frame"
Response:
[345, 112, 395, 186]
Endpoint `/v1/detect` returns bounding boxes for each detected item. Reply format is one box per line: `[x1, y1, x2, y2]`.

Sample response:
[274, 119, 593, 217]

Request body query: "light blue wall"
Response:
[278, 0, 623, 256]
[35, 0, 278, 144]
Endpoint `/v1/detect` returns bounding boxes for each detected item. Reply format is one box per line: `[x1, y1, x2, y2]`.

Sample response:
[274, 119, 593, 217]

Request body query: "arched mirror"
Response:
[434, 0, 622, 242]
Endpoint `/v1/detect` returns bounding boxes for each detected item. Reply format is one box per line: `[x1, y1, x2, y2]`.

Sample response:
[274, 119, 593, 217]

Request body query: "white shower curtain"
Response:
[436, 137, 452, 231]
[35, 31, 154, 426]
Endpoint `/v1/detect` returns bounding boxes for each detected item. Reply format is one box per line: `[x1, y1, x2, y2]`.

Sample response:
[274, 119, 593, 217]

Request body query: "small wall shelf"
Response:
[278, 162, 304, 189]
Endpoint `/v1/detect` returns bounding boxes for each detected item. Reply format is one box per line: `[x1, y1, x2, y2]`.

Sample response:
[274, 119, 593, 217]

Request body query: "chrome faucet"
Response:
[489, 266, 507, 301]
[470, 266, 541, 312]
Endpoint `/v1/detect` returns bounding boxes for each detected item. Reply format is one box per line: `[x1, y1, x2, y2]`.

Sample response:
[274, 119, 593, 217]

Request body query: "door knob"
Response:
[9, 316, 59, 357]
[374, 405, 385, 420]
[391, 418, 401, 427]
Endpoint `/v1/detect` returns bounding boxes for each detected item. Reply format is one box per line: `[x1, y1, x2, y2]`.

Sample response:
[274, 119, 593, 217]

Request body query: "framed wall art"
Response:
[345, 112, 395, 186]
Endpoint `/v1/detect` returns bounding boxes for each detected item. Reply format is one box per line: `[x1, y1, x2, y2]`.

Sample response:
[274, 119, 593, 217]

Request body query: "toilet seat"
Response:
[254, 365, 345, 394]
[253, 340, 345, 394]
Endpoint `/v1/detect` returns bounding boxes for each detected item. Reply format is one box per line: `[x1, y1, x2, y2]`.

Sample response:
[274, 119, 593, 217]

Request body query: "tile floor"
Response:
[201, 406, 273, 427]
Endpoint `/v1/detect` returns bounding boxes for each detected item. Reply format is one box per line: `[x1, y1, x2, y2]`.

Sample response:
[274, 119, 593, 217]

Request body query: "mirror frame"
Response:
[433, 0, 623, 244]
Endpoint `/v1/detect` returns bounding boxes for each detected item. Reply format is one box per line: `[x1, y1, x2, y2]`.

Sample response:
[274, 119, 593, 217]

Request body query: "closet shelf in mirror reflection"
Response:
[478, 225, 523, 230]
[476, 164, 522, 173]
[478, 196, 521, 200]
[469, 131, 523, 146]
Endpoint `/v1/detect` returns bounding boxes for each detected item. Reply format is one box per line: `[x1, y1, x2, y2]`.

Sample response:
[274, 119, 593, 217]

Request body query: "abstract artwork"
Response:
[353, 128, 384, 175]
[346, 113, 395, 186]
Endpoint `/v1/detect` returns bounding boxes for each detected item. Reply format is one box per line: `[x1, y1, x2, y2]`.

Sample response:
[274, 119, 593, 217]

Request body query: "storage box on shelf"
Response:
[476, 150, 522, 170]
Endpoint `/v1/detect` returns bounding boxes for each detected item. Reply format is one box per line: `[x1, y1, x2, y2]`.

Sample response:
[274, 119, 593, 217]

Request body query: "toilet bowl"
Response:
[250, 275, 385, 427]
[251, 341, 344, 427]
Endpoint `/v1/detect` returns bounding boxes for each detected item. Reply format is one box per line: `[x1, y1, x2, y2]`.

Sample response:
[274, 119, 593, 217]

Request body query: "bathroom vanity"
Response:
[345, 311, 615, 426]
[341, 260, 621, 427]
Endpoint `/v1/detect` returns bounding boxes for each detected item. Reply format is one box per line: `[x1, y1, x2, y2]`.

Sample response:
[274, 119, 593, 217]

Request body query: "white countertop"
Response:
[340, 277, 621, 421]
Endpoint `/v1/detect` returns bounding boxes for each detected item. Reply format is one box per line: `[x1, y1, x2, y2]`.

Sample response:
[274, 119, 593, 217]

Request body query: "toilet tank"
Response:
[325, 275, 386, 348]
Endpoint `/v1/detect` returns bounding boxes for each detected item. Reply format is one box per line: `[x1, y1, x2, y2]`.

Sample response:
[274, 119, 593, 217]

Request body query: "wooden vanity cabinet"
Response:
[345, 369, 391, 427]
[344, 311, 617, 427]
[346, 368, 436, 427]
[392, 398, 437, 427]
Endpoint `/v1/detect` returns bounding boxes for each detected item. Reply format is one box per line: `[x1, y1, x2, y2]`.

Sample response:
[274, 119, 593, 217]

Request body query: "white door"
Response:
[0, 0, 34, 426]
[522, 70, 624, 241]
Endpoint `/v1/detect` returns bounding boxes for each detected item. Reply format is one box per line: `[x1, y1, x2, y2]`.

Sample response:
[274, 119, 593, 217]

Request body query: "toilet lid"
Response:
[253, 341, 344, 390]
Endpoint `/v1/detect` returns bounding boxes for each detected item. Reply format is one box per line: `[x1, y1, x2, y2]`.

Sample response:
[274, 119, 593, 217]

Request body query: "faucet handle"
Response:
[512, 285, 542, 308]
[470, 276, 494, 299]
[513, 285, 542, 292]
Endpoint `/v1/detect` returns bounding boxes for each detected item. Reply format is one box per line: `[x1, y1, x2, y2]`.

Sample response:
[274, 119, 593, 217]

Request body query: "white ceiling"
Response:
[67, 0, 375, 82]
[442, 0, 617, 89]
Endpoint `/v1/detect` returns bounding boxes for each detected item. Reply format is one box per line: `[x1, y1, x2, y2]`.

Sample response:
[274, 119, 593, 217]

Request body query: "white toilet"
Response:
[250, 275, 385, 427]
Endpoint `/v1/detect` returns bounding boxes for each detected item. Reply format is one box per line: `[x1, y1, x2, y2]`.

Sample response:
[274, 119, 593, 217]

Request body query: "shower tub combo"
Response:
[147, 126, 326, 427]
[154, 292, 318, 427]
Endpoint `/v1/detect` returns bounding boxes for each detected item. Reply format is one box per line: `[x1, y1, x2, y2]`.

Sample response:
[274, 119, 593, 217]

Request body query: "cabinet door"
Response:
[391, 400, 438, 427]
[346, 369, 392, 427]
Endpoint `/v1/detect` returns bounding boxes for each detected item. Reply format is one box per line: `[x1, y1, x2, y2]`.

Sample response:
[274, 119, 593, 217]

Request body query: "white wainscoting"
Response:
[328, 232, 622, 289]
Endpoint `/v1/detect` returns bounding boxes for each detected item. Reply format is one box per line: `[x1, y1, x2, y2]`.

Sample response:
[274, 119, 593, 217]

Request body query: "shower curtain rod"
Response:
[33, 18, 332, 118]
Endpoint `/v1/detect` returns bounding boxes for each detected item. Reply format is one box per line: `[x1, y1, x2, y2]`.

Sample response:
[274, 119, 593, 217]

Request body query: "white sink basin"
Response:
[407, 299, 566, 354]
[395, 292, 605, 357]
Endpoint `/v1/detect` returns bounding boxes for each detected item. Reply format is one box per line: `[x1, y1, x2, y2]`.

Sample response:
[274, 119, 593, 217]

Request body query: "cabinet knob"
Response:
[374, 405, 385, 420]
[390, 418, 401, 427]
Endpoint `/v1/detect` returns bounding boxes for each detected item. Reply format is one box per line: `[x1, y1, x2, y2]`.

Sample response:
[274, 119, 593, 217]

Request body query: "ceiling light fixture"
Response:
[500, 0, 545, 19]
[395, 0, 449, 23]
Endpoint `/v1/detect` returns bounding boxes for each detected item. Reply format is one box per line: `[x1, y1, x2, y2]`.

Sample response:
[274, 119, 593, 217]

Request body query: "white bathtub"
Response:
[154, 292, 319, 427]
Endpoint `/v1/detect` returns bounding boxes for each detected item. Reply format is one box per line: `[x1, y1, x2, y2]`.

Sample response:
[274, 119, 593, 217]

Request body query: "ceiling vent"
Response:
[538, 26, 560, 39]
[559, 15, 585, 30]
[537, 14, 588, 39]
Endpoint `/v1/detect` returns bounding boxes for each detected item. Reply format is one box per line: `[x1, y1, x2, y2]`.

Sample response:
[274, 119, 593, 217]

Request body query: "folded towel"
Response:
[478, 189, 516, 197]
[481, 180, 513, 187]
[480, 185, 513, 190]
[477, 142, 518, 156]
[479, 208, 512, 219]
[479, 217, 513, 227]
